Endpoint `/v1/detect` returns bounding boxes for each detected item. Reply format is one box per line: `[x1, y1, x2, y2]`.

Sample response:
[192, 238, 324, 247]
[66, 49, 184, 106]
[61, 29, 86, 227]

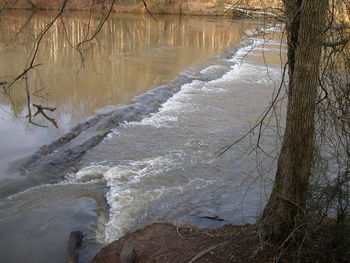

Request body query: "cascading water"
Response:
[0, 13, 285, 263]
[71, 32, 286, 244]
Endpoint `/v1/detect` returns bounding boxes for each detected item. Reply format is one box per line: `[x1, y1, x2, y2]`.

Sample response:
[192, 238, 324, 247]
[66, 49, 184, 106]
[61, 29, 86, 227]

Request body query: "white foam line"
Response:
[76, 35, 284, 242]
[72, 154, 183, 243]
[119, 39, 266, 129]
[123, 80, 204, 128]
[102, 155, 183, 242]
[66, 164, 109, 182]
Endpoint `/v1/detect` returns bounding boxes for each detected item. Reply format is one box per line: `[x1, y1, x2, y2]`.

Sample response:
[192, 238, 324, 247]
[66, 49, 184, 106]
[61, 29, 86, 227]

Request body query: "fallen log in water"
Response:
[65, 231, 84, 263]
[225, 5, 284, 19]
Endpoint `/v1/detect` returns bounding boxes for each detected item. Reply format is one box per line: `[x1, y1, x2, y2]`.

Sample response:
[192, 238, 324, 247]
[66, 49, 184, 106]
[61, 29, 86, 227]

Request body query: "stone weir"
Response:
[10, 74, 193, 185]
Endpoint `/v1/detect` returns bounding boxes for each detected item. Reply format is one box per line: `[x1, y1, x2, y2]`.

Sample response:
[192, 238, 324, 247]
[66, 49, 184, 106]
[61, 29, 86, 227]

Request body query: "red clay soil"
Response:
[91, 223, 261, 263]
[90, 222, 349, 263]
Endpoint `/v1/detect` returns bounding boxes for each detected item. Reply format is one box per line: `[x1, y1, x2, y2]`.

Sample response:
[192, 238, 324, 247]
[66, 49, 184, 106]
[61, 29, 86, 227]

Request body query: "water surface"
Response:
[0, 10, 285, 263]
[0, 11, 252, 175]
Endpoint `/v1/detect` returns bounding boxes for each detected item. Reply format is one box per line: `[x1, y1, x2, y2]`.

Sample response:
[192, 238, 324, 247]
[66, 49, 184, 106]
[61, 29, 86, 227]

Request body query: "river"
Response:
[0, 11, 285, 263]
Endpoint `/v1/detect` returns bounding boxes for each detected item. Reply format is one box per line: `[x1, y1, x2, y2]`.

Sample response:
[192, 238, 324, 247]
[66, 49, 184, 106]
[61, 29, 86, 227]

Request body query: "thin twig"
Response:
[76, 0, 116, 70]
[4, 0, 67, 93]
[142, 0, 158, 22]
[187, 241, 228, 263]
[215, 61, 288, 157]
[176, 226, 185, 239]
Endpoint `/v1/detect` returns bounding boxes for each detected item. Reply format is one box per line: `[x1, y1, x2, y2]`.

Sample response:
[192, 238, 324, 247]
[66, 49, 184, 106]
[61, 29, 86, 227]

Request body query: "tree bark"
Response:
[260, 0, 329, 241]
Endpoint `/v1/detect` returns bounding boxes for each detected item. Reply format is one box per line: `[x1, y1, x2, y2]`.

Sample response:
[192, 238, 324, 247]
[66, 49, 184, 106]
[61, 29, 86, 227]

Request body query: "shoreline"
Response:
[1, 0, 283, 18]
[2, 11, 281, 261]
[89, 220, 343, 263]
[90, 222, 257, 263]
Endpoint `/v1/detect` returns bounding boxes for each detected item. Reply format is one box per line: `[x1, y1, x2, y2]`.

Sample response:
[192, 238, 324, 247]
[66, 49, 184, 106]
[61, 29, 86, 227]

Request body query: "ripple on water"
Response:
[71, 34, 284, 243]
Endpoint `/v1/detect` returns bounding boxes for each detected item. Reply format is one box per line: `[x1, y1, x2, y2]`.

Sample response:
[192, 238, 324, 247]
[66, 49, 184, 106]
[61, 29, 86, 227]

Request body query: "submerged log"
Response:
[65, 231, 84, 263]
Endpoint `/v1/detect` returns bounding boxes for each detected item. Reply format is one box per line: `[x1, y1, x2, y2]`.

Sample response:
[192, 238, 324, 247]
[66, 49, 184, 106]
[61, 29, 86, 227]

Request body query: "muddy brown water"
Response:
[0, 11, 285, 263]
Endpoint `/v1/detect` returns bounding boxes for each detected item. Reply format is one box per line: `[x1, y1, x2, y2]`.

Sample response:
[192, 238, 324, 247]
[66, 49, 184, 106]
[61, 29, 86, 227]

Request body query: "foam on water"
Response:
[113, 37, 279, 131]
[67, 165, 109, 182]
[131, 80, 204, 128]
[71, 153, 185, 243]
[72, 35, 285, 243]
[75, 152, 222, 243]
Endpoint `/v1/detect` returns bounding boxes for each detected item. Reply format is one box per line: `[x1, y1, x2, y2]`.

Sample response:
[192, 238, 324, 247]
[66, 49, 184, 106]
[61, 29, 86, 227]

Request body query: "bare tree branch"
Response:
[142, 0, 158, 22]
[215, 61, 288, 157]
[323, 36, 350, 47]
[76, 0, 116, 70]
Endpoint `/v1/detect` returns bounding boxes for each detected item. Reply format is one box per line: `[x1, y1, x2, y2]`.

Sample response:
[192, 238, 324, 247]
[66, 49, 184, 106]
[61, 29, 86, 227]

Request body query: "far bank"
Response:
[1, 0, 282, 17]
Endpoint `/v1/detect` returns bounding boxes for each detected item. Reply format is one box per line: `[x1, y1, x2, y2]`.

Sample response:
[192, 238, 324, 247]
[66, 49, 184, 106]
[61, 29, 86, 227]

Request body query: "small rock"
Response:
[65, 231, 84, 263]
[120, 242, 136, 263]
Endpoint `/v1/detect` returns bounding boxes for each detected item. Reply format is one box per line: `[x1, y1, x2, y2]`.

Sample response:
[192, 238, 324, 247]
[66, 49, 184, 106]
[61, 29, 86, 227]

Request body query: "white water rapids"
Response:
[70, 32, 286, 243]
[0, 17, 286, 263]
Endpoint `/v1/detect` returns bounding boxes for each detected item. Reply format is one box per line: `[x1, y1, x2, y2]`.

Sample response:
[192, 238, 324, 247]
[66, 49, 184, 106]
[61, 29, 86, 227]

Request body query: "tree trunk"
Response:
[260, 0, 329, 241]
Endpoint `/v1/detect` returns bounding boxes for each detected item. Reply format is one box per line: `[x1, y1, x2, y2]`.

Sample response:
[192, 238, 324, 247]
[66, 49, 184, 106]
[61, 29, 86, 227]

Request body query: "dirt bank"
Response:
[1, 0, 282, 16]
[91, 223, 258, 263]
[90, 222, 347, 263]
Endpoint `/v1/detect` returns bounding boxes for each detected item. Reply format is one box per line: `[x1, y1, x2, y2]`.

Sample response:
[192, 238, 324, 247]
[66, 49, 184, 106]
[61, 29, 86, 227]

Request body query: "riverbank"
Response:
[1, 11, 274, 262]
[1, 0, 283, 17]
[91, 222, 258, 263]
[90, 221, 346, 263]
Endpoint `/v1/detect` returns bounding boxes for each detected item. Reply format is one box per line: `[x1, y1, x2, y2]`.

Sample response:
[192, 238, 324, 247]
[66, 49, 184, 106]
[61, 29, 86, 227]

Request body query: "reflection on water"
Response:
[0, 11, 254, 170]
[0, 11, 285, 263]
